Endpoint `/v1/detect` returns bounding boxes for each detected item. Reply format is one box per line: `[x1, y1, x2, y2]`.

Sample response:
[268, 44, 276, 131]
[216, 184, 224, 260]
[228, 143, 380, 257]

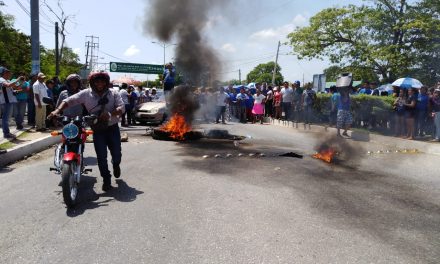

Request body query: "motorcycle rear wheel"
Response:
[61, 162, 78, 208]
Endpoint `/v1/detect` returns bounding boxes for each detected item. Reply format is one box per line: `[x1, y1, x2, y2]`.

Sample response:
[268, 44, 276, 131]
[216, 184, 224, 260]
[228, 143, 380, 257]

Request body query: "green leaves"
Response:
[287, 0, 440, 85]
[246, 61, 284, 85]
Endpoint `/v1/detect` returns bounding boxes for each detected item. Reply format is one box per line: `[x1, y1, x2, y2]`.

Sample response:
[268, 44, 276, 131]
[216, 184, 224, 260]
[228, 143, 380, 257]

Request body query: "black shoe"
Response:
[3, 133, 16, 139]
[16, 125, 24, 130]
[113, 164, 121, 178]
[102, 182, 113, 192]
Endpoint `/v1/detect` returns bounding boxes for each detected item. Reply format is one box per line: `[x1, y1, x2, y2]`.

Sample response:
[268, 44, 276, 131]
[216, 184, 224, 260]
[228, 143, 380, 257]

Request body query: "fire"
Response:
[312, 148, 336, 163]
[161, 113, 191, 140]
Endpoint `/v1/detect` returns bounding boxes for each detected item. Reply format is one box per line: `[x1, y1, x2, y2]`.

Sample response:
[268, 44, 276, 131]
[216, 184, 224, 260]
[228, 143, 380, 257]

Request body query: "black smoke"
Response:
[144, 0, 227, 86]
[144, 0, 229, 123]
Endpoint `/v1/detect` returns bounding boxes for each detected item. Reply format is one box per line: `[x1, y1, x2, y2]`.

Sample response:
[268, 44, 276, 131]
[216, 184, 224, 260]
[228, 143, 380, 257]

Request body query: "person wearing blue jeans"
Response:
[0, 67, 24, 138]
[49, 72, 125, 192]
[13, 76, 29, 129]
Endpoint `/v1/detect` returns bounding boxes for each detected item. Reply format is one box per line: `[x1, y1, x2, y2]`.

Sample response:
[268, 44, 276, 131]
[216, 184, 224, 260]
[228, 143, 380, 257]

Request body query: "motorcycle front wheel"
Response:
[61, 162, 78, 208]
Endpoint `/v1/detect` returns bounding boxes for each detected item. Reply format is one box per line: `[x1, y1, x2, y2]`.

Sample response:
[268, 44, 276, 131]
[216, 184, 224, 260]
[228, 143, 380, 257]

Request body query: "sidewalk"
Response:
[268, 118, 440, 156]
[0, 124, 60, 167]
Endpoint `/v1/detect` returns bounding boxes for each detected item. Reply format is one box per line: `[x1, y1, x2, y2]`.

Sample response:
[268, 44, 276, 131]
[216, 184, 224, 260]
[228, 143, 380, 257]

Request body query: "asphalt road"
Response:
[0, 122, 439, 264]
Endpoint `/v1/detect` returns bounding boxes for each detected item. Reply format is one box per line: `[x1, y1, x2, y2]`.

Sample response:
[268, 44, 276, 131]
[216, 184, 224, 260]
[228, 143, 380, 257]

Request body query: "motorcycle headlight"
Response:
[62, 123, 79, 139]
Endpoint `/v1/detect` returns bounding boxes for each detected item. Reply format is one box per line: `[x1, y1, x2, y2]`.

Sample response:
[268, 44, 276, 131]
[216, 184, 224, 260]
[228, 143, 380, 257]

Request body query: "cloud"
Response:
[205, 15, 224, 30]
[124, 45, 140, 56]
[221, 43, 236, 53]
[249, 13, 308, 41]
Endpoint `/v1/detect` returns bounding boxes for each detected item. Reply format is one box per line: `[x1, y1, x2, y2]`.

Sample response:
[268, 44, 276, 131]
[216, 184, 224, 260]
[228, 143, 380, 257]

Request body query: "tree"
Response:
[40, 47, 82, 80]
[324, 65, 378, 82]
[246, 61, 283, 85]
[42, 0, 75, 63]
[0, 10, 32, 74]
[287, 0, 440, 85]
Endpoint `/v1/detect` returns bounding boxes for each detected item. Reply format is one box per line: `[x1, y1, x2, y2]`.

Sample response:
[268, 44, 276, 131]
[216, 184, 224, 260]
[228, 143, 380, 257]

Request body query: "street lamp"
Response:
[151, 41, 177, 69]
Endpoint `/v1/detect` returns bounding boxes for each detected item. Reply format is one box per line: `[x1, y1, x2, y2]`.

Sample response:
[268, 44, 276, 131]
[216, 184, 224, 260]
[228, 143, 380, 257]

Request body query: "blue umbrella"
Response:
[392, 77, 423, 89]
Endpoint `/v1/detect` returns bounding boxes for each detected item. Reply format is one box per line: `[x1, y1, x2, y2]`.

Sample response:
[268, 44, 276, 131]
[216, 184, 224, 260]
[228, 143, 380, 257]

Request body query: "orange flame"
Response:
[161, 114, 191, 140]
[312, 148, 336, 163]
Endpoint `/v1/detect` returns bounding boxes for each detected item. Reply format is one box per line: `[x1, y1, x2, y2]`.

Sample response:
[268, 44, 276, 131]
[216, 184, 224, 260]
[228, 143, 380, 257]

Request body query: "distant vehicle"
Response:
[134, 91, 167, 125]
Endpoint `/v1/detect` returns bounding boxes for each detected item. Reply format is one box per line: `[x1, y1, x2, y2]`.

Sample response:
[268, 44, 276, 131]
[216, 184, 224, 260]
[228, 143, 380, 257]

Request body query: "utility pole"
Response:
[271, 41, 281, 86]
[85, 36, 99, 71]
[55, 22, 60, 76]
[30, 0, 40, 74]
[302, 73, 304, 87]
[239, 69, 241, 84]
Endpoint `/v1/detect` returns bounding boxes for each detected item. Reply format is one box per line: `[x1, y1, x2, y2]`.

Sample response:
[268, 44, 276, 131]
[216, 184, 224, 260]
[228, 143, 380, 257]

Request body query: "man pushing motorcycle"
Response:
[49, 72, 125, 191]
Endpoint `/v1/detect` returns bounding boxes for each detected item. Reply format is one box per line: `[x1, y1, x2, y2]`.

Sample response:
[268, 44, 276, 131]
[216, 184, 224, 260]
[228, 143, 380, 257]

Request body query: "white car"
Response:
[134, 93, 167, 125]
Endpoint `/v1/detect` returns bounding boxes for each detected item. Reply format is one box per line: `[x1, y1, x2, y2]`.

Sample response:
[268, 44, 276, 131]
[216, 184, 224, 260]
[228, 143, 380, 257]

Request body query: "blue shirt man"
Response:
[163, 63, 176, 91]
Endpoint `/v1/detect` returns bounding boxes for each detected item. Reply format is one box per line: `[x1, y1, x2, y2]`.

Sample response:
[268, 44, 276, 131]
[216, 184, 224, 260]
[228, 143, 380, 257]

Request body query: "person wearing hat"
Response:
[32, 72, 49, 131]
[0, 67, 24, 138]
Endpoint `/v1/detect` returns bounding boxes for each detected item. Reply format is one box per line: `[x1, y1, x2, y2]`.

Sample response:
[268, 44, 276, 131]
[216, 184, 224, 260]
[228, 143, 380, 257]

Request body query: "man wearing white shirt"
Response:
[32, 72, 48, 131]
[215, 87, 229, 124]
[280, 81, 294, 120]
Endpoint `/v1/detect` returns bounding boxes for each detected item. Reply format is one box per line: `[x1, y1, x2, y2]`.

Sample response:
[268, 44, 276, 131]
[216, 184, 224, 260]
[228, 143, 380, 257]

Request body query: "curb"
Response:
[0, 135, 61, 167]
[268, 118, 440, 155]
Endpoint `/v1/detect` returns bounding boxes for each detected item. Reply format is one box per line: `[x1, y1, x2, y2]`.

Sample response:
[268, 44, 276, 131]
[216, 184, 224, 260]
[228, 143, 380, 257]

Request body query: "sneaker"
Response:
[102, 182, 113, 192]
[113, 164, 121, 178]
[342, 131, 349, 136]
[16, 125, 24, 130]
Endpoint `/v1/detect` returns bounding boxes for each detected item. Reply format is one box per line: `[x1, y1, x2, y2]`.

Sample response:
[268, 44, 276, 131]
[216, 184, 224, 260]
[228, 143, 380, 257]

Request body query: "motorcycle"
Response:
[49, 115, 97, 208]
[44, 97, 98, 208]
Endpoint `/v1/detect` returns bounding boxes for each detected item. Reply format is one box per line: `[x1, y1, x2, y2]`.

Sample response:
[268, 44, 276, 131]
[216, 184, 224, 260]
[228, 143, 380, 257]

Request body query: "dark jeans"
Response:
[265, 100, 273, 117]
[93, 124, 122, 181]
[1, 103, 13, 135]
[415, 110, 428, 136]
[14, 100, 27, 127]
[282, 102, 292, 120]
[121, 104, 131, 125]
[238, 105, 247, 123]
[27, 98, 35, 126]
[216, 106, 226, 123]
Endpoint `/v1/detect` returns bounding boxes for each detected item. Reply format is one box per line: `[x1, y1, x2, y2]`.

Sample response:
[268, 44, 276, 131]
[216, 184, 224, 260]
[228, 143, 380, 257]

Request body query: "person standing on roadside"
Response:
[301, 85, 317, 130]
[292, 81, 303, 126]
[416, 86, 429, 138]
[429, 89, 440, 142]
[27, 73, 37, 128]
[32, 73, 49, 131]
[119, 83, 129, 127]
[12, 73, 29, 130]
[280, 81, 293, 121]
[215, 86, 229, 124]
[49, 72, 125, 191]
[0, 67, 24, 138]
[336, 89, 352, 137]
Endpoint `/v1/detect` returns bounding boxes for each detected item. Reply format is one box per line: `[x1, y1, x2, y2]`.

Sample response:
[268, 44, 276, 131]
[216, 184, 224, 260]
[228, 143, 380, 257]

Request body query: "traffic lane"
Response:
[0, 126, 438, 263]
[170, 126, 440, 263]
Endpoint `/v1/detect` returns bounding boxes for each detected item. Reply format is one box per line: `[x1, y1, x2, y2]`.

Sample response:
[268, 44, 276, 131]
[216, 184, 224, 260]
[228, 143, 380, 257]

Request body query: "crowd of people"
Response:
[193, 80, 440, 141]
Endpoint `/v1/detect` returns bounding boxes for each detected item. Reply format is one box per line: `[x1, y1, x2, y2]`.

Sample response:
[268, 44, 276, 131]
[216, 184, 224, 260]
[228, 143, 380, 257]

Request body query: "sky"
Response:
[3, 0, 364, 84]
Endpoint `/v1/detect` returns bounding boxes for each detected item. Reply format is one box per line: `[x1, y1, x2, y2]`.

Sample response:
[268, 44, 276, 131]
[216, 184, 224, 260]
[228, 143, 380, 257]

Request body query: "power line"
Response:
[99, 50, 130, 63]
[14, 0, 53, 33]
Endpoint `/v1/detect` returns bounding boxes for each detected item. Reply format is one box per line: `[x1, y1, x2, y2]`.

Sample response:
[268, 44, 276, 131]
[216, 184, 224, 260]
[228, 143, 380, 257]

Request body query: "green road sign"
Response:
[109, 62, 163, 74]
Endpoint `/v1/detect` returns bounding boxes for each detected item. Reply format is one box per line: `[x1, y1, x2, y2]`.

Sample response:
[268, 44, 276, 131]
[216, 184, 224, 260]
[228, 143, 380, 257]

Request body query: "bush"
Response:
[313, 93, 395, 128]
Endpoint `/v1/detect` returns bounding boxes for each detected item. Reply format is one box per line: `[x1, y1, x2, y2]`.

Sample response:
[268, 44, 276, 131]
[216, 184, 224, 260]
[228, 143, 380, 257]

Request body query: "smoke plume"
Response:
[144, 0, 227, 86]
[144, 0, 230, 123]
